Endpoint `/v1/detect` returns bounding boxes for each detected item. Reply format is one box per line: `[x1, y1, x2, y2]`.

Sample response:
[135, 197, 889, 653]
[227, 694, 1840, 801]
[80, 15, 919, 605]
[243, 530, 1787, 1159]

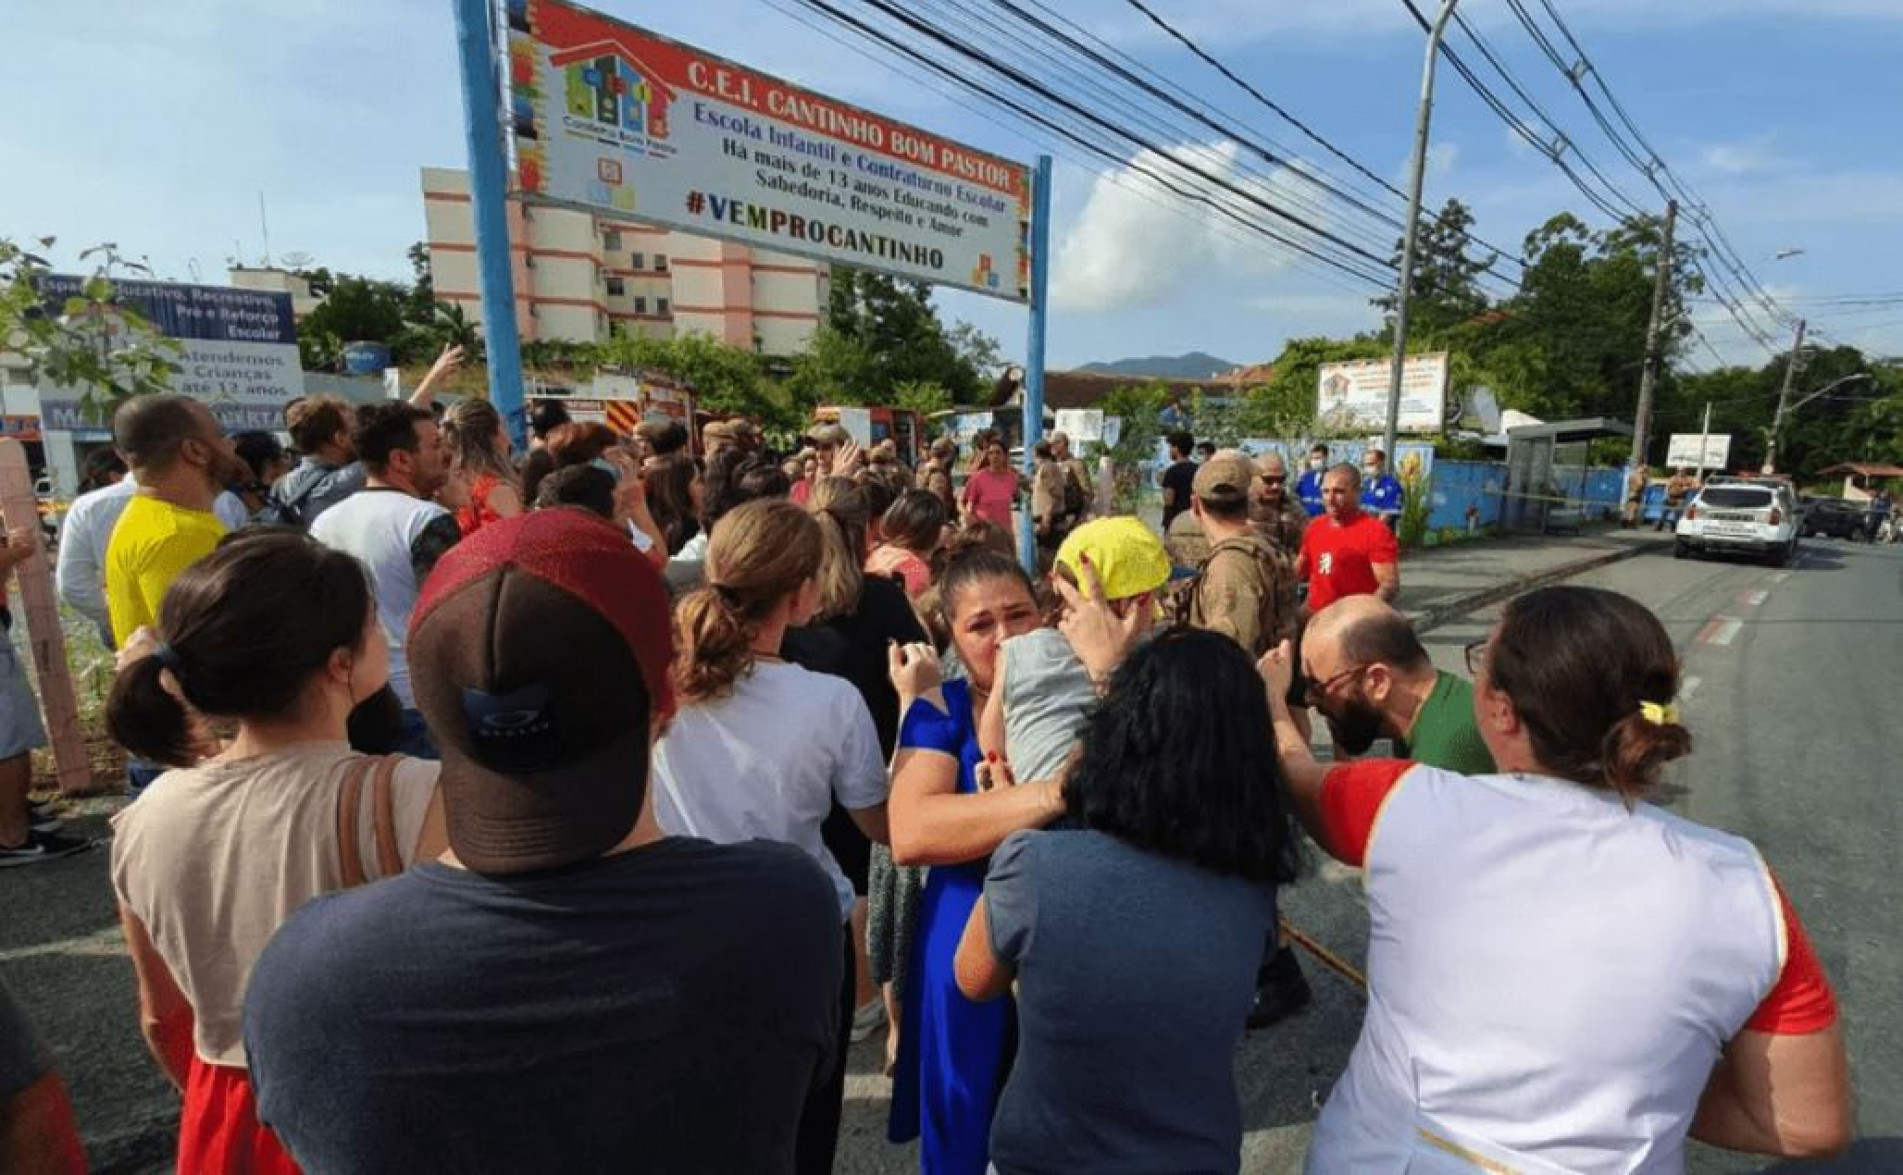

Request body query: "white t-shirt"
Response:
[652, 660, 887, 917]
[311, 488, 455, 707]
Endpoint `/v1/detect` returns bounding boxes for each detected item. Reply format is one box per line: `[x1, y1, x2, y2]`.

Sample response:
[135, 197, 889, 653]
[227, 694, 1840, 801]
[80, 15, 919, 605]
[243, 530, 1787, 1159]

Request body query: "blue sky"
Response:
[7, 0, 1902, 373]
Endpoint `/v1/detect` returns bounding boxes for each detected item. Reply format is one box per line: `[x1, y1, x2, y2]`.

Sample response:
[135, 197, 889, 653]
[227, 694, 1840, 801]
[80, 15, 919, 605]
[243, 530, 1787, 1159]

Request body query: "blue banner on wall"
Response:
[39, 275, 295, 345]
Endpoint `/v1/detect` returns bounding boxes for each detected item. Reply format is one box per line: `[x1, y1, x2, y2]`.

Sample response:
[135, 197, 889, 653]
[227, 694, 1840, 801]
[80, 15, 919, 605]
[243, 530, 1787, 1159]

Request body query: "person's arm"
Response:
[978, 649, 1010, 763]
[1692, 1028, 1851, 1158]
[409, 512, 463, 586]
[954, 898, 1015, 1002]
[1258, 640, 1330, 841]
[53, 510, 112, 634]
[1371, 523, 1401, 602]
[407, 344, 464, 408]
[1691, 883, 1851, 1157]
[888, 744, 1060, 867]
[835, 689, 892, 846]
[117, 907, 195, 1091]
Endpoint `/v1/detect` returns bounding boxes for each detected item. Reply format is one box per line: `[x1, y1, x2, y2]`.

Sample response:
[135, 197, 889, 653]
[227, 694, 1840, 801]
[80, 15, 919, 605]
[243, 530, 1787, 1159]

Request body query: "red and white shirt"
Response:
[1308, 760, 1836, 1175]
[1297, 511, 1397, 614]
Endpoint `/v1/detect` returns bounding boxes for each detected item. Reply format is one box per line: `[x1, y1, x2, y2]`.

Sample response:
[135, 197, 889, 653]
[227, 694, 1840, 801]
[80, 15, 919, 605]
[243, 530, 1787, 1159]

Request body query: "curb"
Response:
[1410, 539, 1666, 633]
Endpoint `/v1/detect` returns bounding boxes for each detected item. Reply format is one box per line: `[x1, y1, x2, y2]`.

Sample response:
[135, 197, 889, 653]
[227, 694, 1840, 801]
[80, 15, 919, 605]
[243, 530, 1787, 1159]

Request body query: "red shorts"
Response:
[179, 1054, 299, 1174]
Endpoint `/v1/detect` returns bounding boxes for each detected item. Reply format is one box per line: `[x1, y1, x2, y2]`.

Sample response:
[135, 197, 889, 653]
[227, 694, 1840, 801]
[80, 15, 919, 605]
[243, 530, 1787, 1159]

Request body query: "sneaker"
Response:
[849, 998, 888, 1044]
[1245, 946, 1313, 1031]
[0, 829, 94, 869]
[28, 799, 63, 834]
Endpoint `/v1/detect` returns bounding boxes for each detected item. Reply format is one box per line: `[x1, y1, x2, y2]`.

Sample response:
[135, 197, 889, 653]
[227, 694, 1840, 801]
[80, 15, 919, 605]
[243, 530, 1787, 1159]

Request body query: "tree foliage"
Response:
[811, 268, 998, 403]
[0, 238, 181, 424]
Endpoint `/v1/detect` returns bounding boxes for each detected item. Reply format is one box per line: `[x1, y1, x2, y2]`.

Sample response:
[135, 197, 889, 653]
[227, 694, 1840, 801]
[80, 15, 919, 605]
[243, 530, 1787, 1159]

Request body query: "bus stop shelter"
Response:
[1503, 417, 1633, 534]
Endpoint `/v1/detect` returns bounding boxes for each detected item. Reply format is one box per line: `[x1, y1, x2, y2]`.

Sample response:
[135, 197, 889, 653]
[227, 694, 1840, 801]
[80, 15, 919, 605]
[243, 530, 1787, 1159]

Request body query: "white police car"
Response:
[1674, 480, 1799, 565]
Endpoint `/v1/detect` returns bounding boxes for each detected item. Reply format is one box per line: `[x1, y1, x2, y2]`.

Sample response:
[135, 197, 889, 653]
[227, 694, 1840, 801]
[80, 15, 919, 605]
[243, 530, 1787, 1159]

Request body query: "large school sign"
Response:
[1316, 352, 1449, 435]
[505, 0, 1034, 301]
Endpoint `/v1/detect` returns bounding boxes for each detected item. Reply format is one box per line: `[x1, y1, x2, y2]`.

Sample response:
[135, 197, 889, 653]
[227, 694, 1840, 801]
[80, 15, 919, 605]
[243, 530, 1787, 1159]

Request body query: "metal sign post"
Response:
[453, 0, 530, 450]
[1018, 155, 1053, 573]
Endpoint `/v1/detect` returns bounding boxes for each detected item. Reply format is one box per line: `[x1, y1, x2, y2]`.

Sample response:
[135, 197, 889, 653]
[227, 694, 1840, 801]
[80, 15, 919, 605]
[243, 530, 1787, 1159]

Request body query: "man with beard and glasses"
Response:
[1298, 594, 1494, 774]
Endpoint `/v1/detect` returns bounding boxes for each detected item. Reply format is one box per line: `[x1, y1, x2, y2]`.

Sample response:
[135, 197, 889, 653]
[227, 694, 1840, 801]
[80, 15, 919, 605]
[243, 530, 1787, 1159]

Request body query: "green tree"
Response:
[1373, 197, 1496, 337]
[824, 269, 991, 401]
[405, 242, 437, 323]
[298, 274, 411, 371]
[0, 238, 181, 424]
[891, 379, 953, 417]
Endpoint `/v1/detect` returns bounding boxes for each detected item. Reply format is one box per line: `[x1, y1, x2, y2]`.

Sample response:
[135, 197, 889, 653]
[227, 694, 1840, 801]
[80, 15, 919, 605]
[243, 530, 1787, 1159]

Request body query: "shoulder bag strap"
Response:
[368, 754, 407, 880]
[335, 755, 377, 888]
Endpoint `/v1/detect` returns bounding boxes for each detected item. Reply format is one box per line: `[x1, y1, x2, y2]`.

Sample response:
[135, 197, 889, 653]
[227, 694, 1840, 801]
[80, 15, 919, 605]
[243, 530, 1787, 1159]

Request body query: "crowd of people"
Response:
[0, 379, 1858, 1175]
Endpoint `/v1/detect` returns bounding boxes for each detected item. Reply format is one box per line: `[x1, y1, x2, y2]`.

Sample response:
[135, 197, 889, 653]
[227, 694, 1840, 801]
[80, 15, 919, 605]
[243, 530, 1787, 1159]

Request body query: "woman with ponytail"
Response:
[105, 532, 445, 1174]
[783, 478, 931, 1064]
[1255, 584, 1851, 1171]
[652, 498, 889, 1175]
[440, 398, 521, 536]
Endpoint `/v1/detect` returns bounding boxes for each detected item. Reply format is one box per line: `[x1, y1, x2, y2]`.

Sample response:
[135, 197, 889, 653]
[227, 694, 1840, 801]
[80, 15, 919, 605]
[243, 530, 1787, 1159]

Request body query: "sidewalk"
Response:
[1392, 525, 1671, 631]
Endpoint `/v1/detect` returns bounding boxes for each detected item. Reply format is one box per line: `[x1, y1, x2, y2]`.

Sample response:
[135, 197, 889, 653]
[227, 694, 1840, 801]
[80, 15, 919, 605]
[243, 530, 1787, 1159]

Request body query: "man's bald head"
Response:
[1258, 452, 1287, 477]
[1308, 594, 1431, 678]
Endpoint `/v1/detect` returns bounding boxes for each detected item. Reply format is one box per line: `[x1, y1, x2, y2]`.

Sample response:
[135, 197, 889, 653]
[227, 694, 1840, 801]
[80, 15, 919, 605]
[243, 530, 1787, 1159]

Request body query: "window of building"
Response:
[630, 252, 644, 270]
[633, 296, 648, 314]
[654, 253, 669, 272]
[603, 229, 622, 251]
[657, 297, 670, 316]
[605, 276, 626, 297]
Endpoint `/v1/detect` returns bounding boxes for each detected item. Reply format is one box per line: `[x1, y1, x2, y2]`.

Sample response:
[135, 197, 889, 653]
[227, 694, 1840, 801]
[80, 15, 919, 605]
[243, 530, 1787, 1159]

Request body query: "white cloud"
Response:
[1701, 134, 1784, 176]
[1051, 141, 1322, 312]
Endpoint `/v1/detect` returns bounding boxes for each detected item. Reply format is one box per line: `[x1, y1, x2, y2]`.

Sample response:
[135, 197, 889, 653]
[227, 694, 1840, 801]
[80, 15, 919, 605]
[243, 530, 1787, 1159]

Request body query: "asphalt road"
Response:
[5, 536, 1897, 1173]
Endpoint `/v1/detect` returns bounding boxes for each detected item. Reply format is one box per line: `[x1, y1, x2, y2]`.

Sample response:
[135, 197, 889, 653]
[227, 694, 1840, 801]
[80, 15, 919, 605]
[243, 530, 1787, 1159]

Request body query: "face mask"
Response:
[1363, 464, 1380, 477]
[1309, 458, 1324, 471]
[1322, 692, 1385, 756]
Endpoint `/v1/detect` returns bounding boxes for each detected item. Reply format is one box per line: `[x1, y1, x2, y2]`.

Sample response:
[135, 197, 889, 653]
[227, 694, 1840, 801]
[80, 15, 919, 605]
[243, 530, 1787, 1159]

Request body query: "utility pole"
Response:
[1763, 318, 1806, 474]
[1382, 0, 1460, 464]
[1696, 400, 1712, 478]
[1628, 200, 1677, 471]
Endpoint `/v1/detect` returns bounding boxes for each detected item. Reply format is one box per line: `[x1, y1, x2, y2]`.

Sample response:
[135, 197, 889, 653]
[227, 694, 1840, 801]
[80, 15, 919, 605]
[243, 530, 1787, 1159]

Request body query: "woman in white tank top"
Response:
[1258, 585, 1851, 1173]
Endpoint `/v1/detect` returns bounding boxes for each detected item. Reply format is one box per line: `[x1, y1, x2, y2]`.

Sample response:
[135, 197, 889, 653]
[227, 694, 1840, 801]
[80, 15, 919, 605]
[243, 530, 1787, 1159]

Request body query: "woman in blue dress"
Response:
[885, 548, 1059, 1175]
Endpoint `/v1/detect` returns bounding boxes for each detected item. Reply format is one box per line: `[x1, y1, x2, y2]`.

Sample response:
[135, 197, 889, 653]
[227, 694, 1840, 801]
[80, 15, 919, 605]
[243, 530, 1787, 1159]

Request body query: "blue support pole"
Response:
[453, 0, 528, 450]
[1018, 154, 1054, 573]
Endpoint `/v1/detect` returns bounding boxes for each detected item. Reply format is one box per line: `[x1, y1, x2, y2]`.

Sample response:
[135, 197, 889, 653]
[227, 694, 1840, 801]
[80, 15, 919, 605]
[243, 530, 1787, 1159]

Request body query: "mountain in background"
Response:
[1075, 351, 1238, 380]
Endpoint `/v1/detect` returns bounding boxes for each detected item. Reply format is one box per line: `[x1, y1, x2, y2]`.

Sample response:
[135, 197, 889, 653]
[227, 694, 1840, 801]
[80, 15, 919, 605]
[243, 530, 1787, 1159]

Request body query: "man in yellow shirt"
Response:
[105, 395, 245, 648]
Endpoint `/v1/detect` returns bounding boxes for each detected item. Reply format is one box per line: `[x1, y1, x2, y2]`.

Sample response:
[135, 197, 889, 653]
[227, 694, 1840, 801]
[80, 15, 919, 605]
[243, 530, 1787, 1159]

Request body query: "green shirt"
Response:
[1398, 670, 1496, 775]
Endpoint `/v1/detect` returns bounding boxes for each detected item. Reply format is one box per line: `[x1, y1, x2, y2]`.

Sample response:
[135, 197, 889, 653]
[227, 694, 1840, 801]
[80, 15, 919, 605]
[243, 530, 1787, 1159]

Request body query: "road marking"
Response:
[0, 925, 125, 963]
[1736, 589, 1768, 607]
[1697, 617, 1743, 646]
[1680, 675, 1702, 701]
[1768, 571, 1791, 584]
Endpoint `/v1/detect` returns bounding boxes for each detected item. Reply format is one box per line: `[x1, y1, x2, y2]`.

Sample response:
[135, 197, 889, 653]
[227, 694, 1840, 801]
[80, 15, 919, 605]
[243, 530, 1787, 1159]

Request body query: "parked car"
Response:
[1675, 482, 1800, 565]
[1800, 496, 1866, 540]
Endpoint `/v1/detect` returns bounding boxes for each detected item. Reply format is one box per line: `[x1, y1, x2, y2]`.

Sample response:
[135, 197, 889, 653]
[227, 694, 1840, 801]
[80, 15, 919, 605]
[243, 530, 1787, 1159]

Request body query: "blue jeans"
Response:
[396, 709, 439, 760]
[126, 761, 167, 801]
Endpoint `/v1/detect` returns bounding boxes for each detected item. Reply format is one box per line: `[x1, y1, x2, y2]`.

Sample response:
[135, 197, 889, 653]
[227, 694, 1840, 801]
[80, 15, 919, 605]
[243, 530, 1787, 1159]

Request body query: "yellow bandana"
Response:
[1638, 701, 1679, 726]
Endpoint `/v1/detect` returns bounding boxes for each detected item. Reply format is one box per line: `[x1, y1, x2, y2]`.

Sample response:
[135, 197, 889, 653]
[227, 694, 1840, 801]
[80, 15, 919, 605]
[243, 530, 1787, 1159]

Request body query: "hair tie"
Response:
[1638, 701, 1678, 726]
[153, 643, 181, 671]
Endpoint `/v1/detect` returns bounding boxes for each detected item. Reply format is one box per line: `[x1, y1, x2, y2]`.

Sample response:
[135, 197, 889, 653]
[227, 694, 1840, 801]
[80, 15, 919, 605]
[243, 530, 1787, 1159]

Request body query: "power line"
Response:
[784, 0, 1398, 288]
[1113, 0, 1528, 280]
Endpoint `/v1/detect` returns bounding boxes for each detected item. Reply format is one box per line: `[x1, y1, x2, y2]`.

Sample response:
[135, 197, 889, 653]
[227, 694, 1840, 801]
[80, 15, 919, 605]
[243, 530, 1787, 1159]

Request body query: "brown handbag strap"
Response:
[368, 755, 406, 880]
[335, 755, 377, 889]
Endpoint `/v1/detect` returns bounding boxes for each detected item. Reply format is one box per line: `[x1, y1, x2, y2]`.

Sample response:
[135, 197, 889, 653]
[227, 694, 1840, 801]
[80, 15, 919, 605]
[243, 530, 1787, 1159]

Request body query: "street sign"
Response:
[1666, 433, 1731, 469]
[1316, 353, 1448, 433]
[505, 0, 1035, 301]
[36, 275, 302, 432]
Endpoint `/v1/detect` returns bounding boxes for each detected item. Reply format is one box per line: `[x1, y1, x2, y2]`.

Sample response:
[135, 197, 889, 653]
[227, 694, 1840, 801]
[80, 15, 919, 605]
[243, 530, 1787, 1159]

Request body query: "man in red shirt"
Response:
[1298, 464, 1399, 616]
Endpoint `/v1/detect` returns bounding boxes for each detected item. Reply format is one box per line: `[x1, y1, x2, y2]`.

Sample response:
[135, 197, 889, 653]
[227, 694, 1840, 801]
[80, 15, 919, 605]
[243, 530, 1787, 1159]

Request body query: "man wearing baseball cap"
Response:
[1185, 450, 1296, 658]
[242, 510, 843, 1173]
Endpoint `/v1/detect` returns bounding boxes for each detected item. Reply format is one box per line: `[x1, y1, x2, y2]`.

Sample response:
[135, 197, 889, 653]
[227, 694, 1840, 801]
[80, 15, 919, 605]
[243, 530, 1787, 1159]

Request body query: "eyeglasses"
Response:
[1302, 664, 1365, 703]
[1463, 640, 1489, 678]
